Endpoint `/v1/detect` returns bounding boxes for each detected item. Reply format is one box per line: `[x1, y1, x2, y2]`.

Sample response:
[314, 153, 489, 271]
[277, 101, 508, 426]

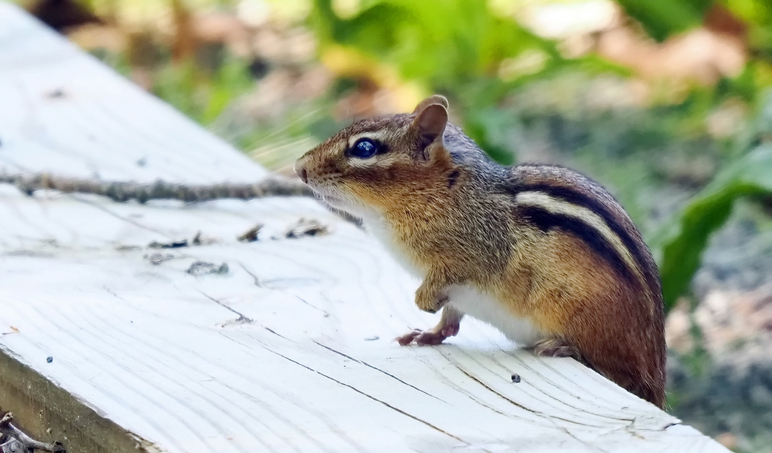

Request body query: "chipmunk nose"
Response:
[295, 157, 308, 184]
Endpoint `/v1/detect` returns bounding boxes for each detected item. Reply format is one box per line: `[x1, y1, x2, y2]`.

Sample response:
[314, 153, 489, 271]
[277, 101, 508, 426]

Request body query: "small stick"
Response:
[0, 172, 312, 203]
[0, 170, 363, 226]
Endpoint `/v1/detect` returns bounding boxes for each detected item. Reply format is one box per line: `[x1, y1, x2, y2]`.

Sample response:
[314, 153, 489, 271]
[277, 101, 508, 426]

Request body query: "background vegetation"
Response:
[20, 0, 772, 450]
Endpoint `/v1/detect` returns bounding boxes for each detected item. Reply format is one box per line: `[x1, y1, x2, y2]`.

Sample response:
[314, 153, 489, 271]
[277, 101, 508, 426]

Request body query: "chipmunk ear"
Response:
[413, 95, 449, 114]
[412, 102, 448, 154]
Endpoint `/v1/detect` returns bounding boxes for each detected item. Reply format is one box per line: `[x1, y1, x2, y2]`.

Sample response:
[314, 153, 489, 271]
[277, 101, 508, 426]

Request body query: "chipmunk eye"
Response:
[350, 138, 378, 159]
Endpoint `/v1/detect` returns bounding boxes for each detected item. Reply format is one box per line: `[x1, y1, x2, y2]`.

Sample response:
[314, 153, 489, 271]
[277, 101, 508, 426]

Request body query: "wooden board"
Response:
[0, 3, 729, 452]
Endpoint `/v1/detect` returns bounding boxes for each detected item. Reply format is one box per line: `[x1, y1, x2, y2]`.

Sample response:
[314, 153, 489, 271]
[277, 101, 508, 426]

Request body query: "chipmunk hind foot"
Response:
[531, 338, 584, 362]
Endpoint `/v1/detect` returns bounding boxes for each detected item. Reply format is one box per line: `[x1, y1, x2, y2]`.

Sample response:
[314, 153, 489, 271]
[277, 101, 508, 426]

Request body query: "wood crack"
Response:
[239, 263, 263, 287]
[71, 195, 168, 236]
[479, 348, 635, 423]
[257, 342, 469, 446]
[200, 291, 253, 325]
[312, 341, 446, 403]
[451, 361, 609, 429]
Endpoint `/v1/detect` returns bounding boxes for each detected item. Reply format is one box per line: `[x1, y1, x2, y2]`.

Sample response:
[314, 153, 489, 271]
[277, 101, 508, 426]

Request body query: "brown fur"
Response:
[296, 97, 666, 408]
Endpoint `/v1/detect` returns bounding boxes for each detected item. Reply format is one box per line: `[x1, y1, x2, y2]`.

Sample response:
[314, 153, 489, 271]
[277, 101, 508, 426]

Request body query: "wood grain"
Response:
[0, 3, 728, 452]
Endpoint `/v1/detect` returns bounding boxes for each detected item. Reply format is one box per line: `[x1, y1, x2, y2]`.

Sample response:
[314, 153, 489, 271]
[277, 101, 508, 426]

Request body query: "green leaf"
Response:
[333, 3, 412, 52]
[652, 143, 772, 310]
[465, 106, 516, 165]
[310, 0, 570, 87]
[615, 0, 714, 41]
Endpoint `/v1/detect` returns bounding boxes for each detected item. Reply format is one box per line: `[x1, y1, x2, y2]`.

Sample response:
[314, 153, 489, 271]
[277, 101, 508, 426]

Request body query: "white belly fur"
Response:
[361, 217, 545, 345]
[446, 284, 547, 347]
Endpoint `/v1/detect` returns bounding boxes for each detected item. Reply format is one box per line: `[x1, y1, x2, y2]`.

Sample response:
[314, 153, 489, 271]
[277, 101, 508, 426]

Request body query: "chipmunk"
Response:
[295, 95, 666, 408]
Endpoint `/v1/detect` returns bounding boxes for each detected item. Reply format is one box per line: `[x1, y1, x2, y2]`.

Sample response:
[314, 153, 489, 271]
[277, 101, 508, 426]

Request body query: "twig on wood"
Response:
[0, 170, 365, 227]
[0, 412, 66, 452]
[0, 171, 312, 203]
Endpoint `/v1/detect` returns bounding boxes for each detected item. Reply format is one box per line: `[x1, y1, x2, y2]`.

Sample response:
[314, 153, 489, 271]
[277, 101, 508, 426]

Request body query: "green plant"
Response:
[614, 0, 714, 42]
[152, 55, 254, 126]
[652, 140, 772, 310]
[622, 0, 772, 100]
[610, 0, 772, 308]
[308, 0, 625, 164]
[310, 0, 561, 87]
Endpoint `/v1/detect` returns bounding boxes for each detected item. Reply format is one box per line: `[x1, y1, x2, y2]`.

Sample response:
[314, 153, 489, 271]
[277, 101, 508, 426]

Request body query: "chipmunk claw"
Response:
[395, 329, 449, 346]
[532, 338, 582, 361]
[395, 329, 422, 346]
[395, 319, 460, 346]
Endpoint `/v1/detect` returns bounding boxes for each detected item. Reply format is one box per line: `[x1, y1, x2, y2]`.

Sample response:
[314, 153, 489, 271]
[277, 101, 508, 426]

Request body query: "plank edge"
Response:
[0, 346, 162, 453]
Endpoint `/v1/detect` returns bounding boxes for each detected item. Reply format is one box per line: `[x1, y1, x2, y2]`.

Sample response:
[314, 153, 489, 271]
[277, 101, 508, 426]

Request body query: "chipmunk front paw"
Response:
[396, 329, 447, 346]
[396, 306, 463, 346]
[415, 285, 448, 314]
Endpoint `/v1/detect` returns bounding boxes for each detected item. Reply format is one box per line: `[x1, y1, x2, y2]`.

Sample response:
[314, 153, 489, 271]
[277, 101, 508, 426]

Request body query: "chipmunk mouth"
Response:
[307, 186, 379, 220]
[305, 184, 349, 209]
[302, 180, 375, 217]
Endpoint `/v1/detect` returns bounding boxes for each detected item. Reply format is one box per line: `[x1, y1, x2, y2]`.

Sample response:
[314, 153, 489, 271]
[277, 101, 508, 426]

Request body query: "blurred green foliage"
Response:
[310, 0, 563, 87]
[611, 0, 772, 311]
[656, 144, 772, 307]
[617, 0, 772, 47]
[652, 93, 772, 311]
[615, 0, 714, 41]
[153, 55, 254, 125]
[308, 0, 625, 163]
[616, 0, 772, 103]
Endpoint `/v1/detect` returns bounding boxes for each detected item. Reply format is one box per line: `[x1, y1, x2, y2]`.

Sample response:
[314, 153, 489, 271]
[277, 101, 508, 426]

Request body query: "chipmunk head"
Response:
[295, 95, 459, 216]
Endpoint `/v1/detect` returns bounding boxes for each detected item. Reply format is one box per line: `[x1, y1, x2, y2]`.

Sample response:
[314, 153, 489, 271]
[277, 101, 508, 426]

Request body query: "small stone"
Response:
[46, 356, 53, 363]
[511, 373, 521, 383]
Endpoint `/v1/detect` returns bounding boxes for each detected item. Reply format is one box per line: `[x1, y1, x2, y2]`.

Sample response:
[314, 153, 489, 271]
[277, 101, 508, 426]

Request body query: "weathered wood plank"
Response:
[0, 2, 263, 184]
[0, 3, 728, 452]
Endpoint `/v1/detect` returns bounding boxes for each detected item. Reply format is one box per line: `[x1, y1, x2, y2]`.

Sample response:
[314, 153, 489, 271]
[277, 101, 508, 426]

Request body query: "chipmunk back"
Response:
[295, 95, 666, 408]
